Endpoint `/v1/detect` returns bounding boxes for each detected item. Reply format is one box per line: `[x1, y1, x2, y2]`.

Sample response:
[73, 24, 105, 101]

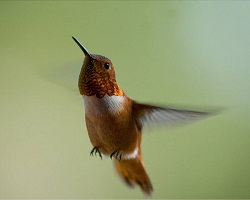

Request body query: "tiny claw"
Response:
[110, 150, 117, 159]
[110, 149, 122, 161]
[90, 147, 102, 159]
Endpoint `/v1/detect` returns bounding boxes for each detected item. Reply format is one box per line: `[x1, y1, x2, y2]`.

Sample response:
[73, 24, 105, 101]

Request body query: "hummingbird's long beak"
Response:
[72, 36, 90, 56]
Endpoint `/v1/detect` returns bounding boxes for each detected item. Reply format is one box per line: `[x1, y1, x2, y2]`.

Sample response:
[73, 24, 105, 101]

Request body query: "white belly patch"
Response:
[83, 94, 125, 115]
[122, 147, 139, 160]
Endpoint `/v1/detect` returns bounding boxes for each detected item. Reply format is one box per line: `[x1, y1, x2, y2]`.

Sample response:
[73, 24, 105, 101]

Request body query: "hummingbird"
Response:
[72, 36, 212, 195]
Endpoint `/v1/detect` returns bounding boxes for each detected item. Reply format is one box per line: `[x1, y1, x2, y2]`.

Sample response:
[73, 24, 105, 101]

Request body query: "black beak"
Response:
[72, 36, 90, 56]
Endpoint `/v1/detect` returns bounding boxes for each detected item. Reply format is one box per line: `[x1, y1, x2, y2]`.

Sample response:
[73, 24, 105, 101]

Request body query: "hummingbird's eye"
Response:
[104, 62, 111, 70]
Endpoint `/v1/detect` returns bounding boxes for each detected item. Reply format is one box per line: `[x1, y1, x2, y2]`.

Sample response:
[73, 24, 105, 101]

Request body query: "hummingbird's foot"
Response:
[110, 149, 122, 161]
[90, 147, 102, 159]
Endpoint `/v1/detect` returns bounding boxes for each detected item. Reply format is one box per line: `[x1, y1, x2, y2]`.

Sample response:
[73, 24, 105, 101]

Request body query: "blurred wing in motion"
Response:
[132, 101, 215, 130]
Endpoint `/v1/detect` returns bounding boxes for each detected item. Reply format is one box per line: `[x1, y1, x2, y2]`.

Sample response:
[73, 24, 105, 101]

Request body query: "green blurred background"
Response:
[1, 1, 250, 199]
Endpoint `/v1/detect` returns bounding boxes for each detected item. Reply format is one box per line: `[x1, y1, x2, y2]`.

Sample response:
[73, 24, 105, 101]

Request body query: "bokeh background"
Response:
[1, 1, 250, 199]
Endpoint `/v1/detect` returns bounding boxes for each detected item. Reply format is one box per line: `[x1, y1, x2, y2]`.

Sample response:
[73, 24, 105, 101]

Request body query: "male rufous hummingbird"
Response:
[72, 36, 212, 195]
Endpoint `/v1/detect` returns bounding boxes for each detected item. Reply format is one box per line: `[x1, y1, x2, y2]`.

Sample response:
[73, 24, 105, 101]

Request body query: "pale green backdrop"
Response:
[0, 1, 250, 199]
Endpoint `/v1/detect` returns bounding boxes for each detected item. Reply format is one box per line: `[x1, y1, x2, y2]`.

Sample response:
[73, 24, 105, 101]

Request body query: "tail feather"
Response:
[114, 156, 153, 195]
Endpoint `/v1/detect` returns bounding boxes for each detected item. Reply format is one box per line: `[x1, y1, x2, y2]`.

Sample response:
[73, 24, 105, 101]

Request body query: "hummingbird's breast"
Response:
[83, 94, 138, 155]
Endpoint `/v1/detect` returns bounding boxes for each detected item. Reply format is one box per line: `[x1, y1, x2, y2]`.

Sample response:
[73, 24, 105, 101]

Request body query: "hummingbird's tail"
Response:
[114, 156, 153, 195]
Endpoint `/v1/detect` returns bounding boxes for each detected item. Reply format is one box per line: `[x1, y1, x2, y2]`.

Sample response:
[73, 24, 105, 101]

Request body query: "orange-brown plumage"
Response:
[78, 54, 123, 98]
[72, 36, 213, 196]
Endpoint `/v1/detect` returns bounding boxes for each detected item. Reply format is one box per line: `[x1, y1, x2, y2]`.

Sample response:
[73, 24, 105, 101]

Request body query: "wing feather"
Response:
[132, 102, 214, 130]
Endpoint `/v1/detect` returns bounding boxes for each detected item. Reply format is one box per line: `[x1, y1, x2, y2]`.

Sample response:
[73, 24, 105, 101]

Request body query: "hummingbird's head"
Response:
[72, 36, 123, 98]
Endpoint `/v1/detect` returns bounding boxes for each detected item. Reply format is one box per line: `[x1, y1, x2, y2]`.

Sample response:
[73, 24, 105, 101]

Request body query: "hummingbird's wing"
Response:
[132, 102, 214, 130]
